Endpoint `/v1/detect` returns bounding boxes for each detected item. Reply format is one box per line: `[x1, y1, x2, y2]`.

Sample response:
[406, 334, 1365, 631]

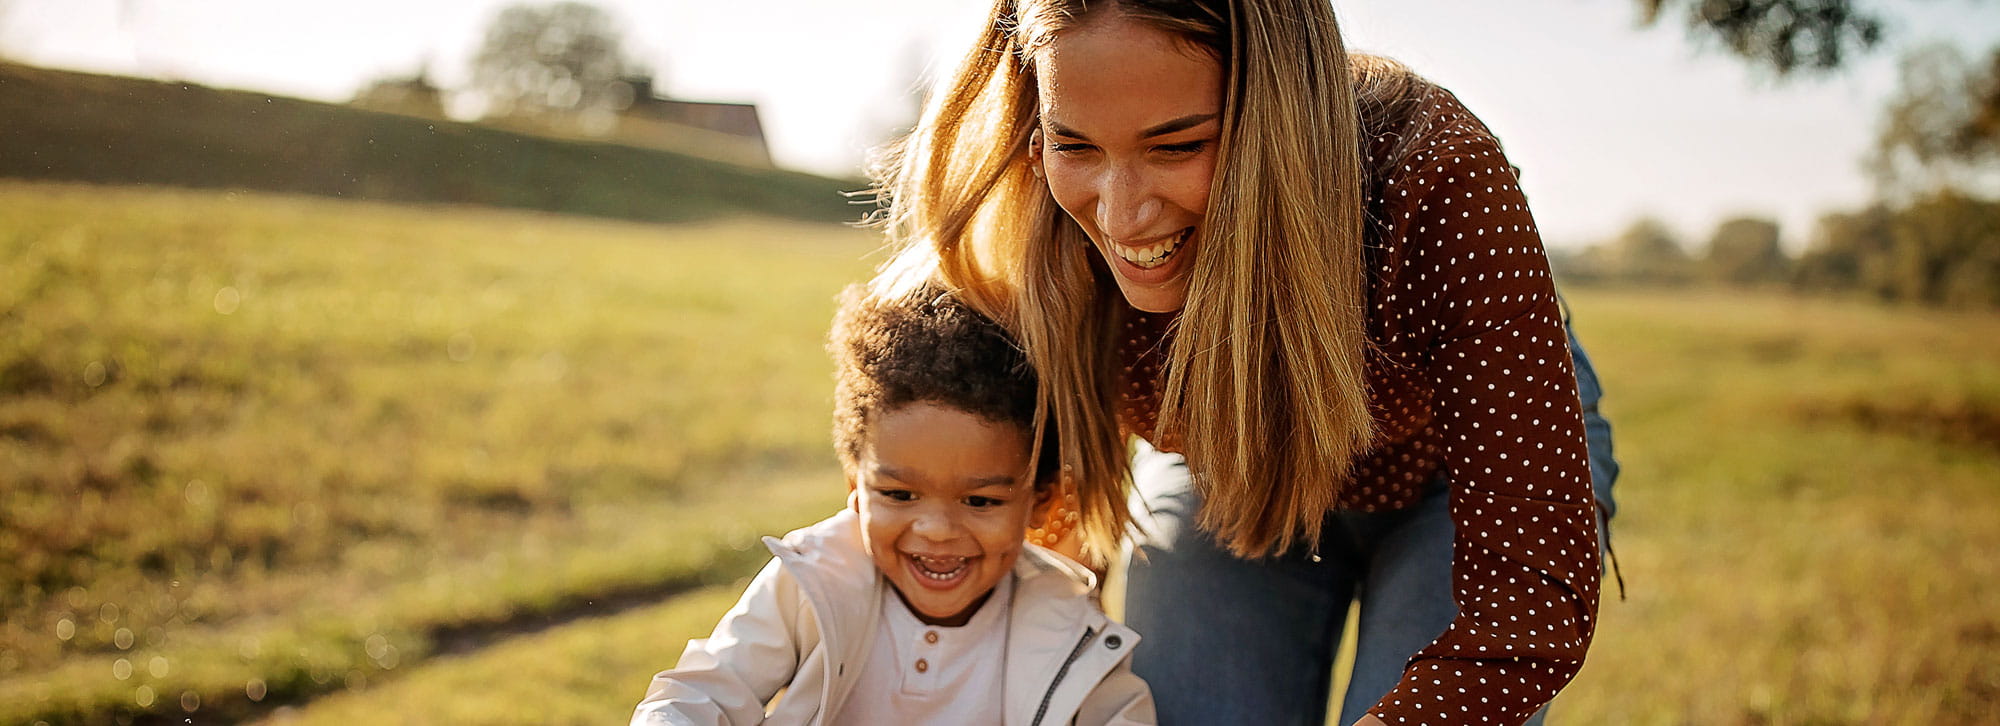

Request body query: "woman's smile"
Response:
[1108, 227, 1192, 270]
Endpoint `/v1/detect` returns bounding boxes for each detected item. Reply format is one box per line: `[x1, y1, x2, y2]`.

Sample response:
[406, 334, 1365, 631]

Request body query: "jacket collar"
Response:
[763, 510, 1134, 726]
[763, 509, 881, 719]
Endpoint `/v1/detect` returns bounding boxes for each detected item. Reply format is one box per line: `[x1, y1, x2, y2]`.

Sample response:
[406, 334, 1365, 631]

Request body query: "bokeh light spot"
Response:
[214, 287, 241, 315]
[184, 480, 212, 508]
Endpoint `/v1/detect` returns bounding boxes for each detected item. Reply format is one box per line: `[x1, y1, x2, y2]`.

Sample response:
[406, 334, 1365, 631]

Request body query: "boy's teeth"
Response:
[1114, 229, 1187, 269]
[911, 554, 968, 579]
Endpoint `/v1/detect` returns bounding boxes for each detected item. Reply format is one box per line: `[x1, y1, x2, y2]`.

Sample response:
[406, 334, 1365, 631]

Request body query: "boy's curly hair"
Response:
[829, 281, 1056, 488]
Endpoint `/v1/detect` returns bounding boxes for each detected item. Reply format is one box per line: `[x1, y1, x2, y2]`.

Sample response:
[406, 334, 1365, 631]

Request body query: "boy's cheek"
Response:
[855, 519, 886, 565]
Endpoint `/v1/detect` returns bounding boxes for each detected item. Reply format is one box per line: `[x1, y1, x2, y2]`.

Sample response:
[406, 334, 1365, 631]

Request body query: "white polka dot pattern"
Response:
[1116, 90, 1601, 726]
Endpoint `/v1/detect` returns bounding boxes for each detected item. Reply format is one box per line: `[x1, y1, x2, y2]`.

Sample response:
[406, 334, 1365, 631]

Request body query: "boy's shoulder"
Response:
[1013, 543, 1099, 598]
[765, 508, 866, 559]
[761, 509, 877, 598]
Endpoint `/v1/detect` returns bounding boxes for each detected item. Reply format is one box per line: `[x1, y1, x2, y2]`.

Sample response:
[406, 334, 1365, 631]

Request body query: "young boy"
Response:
[631, 282, 1154, 726]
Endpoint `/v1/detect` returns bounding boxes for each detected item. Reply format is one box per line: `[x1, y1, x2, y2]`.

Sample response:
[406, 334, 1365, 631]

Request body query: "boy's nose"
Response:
[911, 508, 958, 539]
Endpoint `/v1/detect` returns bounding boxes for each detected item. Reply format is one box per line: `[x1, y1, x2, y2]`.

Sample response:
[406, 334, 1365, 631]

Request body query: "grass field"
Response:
[2, 182, 1996, 725]
[0, 182, 872, 724]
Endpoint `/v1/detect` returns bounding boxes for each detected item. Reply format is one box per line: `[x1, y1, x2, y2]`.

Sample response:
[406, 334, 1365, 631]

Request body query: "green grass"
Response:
[0, 182, 871, 724]
[255, 585, 749, 726]
[1550, 288, 2000, 725]
[3, 183, 1996, 724]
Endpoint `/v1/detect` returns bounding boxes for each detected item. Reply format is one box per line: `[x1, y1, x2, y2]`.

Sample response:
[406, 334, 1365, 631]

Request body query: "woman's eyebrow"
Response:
[1139, 113, 1219, 138]
[1044, 119, 1090, 140]
[1044, 113, 1219, 141]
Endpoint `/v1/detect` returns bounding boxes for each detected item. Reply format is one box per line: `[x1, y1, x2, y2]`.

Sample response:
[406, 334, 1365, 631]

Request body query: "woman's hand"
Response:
[1351, 715, 1388, 726]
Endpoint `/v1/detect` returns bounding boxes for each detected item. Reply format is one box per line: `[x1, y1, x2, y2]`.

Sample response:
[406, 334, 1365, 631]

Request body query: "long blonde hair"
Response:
[870, 0, 1436, 560]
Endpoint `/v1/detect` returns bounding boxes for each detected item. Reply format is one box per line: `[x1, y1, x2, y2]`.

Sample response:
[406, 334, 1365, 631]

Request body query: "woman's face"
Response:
[1031, 12, 1224, 313]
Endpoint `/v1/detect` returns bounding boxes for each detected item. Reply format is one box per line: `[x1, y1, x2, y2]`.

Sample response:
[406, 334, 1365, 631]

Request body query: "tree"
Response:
[1795, 205, 1895, 296]
[1614, 217, 1696, 284]
[1794, 194, 2000, 307]
[1579, 217, 1696, 285]
[1634, 1, 2000, 162]
[1634, 0, 1884, 76]
[1702, 217, 1789, 285]
[468, 2, 633, 131]
[1887, 190, 2000, 307]
[1869, 43, 2000, 197]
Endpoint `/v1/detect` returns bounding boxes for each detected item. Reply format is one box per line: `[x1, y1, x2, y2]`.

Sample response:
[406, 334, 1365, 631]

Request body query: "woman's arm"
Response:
[1363, 103, 1602, 726]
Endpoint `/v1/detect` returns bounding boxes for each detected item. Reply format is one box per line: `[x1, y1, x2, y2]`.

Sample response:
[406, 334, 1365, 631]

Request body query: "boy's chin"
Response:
[882, 548, 1025, 625]
[894, 581, 996, 627]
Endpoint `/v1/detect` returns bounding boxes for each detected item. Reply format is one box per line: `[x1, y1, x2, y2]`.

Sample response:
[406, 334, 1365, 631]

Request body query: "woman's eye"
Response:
[1156, 140, 1208, 155]
[1048, 141, 1093, 154]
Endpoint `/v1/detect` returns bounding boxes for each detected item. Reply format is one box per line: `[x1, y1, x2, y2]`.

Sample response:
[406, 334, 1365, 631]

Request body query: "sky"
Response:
[1, 0, 1996, 249]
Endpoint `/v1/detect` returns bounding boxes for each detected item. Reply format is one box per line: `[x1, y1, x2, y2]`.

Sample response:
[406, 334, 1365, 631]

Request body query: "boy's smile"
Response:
[852, 401, 1044, 627]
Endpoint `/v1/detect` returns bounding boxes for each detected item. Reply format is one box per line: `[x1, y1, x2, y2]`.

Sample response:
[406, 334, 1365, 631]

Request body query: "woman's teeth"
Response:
[1114, 229, 1190, 269]
[910, 554, 968, 580]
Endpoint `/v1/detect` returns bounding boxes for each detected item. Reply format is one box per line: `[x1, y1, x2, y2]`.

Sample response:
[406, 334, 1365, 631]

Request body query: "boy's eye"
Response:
[876, 488, 916, 502]
[964, 495, 1004, 509]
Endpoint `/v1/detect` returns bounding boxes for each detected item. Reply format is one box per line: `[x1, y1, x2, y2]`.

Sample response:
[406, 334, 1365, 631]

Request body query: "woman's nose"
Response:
[1095, 167, 1163, 242]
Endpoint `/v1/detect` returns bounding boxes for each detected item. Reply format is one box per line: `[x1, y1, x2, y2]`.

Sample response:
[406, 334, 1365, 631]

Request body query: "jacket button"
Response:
[1105, 635, 1123, 650]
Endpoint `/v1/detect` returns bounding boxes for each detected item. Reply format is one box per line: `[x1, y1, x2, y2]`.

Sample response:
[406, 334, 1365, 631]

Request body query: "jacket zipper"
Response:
[1029, 627, 1098, 726]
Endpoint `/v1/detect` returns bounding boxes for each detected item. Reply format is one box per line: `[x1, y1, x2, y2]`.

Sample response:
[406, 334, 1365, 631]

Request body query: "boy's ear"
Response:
[846, 474, 861, 513]
[1030, 480, 1057, 523]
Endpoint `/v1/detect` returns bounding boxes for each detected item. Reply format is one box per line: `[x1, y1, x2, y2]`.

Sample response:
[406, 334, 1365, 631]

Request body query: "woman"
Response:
[868, 1, 1618, 724]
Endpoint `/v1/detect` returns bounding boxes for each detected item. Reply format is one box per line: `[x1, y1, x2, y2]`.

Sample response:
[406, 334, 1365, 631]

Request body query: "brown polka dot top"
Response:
[1116, 89, 1602, 726]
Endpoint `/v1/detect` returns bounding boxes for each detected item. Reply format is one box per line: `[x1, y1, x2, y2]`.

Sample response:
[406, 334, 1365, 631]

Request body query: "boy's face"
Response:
[851, 401, 1043, 627]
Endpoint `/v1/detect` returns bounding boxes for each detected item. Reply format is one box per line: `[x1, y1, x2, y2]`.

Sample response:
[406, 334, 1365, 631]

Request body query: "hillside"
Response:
[0, 63, 862, 224]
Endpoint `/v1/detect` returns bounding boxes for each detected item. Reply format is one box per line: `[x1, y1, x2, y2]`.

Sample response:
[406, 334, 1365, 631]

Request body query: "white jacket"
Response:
[632, 509, 1155, 726]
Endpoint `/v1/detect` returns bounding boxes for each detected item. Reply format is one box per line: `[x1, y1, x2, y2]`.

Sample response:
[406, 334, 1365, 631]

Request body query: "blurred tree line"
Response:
[1553, 0, 2000, 308]
[1553, 189, 2000, 309]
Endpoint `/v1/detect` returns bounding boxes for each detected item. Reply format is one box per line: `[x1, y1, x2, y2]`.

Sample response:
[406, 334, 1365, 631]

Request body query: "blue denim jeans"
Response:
[1121, 327, 1618, 726]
